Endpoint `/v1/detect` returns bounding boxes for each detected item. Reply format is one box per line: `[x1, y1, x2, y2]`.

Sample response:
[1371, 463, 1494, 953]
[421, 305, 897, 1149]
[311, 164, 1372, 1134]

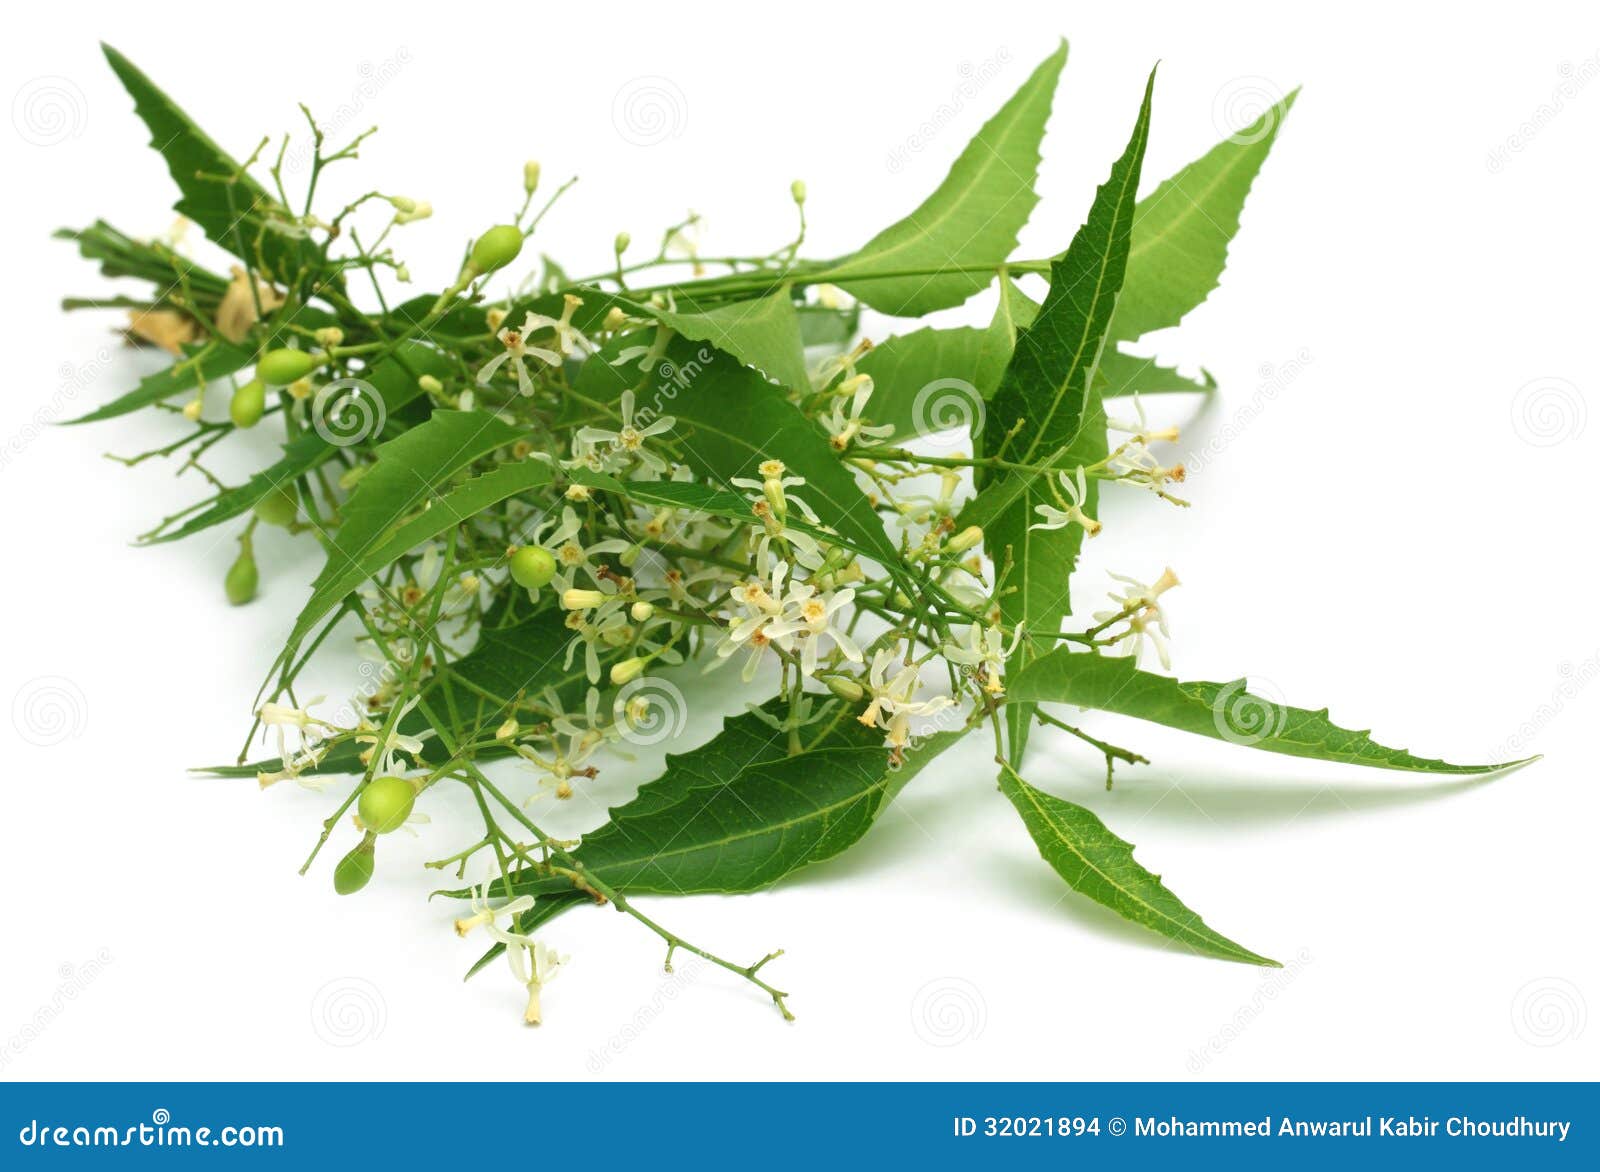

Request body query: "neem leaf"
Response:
[1007, 649, 1528, 774]
[1111, 91, 1297, 343]
[101, 44, 310, 282]
[857, 326, 987, 443]
[999, 765, 1275, 965]
[828, 42, 1068, 316]
[1098, 349, 1215, 397]
[629, 337, 898, 565]
[961, 69, 1156, 764]
[456, 702, 967, 899]
[647, 287, 809, 390]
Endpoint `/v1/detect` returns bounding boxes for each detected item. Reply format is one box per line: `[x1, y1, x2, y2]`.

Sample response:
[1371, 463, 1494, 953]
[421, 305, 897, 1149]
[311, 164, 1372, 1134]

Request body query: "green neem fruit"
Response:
[469, 225, 523, 274]
[253, 485, 298, 527]
[224, 544, 258, 605]
[256, 348, 319, 386]
[508, 545, 557, 590]
[229, 378, 266, 428]
[334, 837, 377, 895]
[358, 775, 415, 834]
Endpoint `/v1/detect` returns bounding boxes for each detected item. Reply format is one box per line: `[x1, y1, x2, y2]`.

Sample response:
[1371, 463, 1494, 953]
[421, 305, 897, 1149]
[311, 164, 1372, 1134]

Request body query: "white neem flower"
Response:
[453, 879, 535, 938]
[504, 935, 566, 1025]
[1106, 392, 1180, 445]
[1093, 567, 1181, 670]
[575, 389, 675, 474]
[519, 293, 593, 359]
[769, 586, 862, 674]
[477, 314, 562, 396]
[941, 622, 1023, 695]
[1031, 466, 1102, 537]
[257, 695, 330, 771]
[354, 695, 432, 775]
[822, 379, 894, 451]
[856, 647, 955, 746]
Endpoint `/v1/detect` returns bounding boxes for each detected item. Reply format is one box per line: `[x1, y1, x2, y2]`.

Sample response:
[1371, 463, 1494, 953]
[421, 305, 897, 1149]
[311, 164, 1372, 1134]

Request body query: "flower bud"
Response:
[182, 396, 204, 422]
[468, 224, 524, 275]
[791, 179, 807, 205]
[946, 525, 984, 554]
[563, 588, 607, 610]
[314, 327, 345, 349]
[609, 657, 647, 686]
[229, 378, 266, 429]
[333, 836, 377, 895]
[495, 717, 519, 741]
[225, 540, 258, 605]
[630, 600, 655, 623]
[418, 374, 444, 395]
[257, 348, 320, 386]
[523, 160, 541, 194]
[613, 231, 631, 255]
[824, 676, 865, 702]
[602, 306, 629, 332]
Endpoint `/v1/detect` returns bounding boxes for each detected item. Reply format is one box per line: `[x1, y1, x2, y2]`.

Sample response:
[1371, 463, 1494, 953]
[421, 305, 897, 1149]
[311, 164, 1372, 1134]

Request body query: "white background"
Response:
[2, 0, 1596, 1081]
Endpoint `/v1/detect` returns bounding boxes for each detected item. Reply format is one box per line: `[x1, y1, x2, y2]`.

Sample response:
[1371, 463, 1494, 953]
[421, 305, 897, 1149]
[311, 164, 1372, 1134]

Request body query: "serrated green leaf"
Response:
[67, 340, 253, 424]
[828, 42, 1068, 316]
[999, 765, 1275, 965]
[1007, 649, 1527, 773]
[1098, 349, 1215, 397]
[270, 410, 546, 684]
[1111, 92, 1297, 342]
[647, 287, 809, 390]
[101, 44, 310, 283]
[961, 69, 1155, 764]
[140, 341, 450, 543]
[593, 337, 897, 566]
[857, 326, 986, 442]
[55, 220, 229, 300]
[450, 702, 966, 900]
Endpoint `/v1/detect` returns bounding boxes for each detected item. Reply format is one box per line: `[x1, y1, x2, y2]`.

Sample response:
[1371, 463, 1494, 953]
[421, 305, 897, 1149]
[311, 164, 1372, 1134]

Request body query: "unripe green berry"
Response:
[334, 837, 377, 895]
[256, 348, 319, 386]
[225, 542, 258, 605]
[253, 485, 298, 528]
[469, 225, 523, 274]
[229, 378, 266, 429]
[508, 545, 557, 590]
[358, 775, 415, 835]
